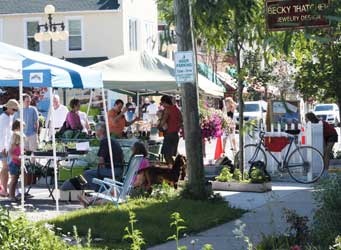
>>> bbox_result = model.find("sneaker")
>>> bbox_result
[77,194,90,208]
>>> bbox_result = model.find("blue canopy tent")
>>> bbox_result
[0,42,111,211]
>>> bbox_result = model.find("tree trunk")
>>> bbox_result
[234,11,244,175]
[174,0,206,198]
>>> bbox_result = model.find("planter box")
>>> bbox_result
[204,165,223,180]
[59,190,84,201]
[329,159,341,167]
[211,181,272,193]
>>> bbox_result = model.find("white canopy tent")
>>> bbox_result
[0,42,115,211]
[89,51,225,97]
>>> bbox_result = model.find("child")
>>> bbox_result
[130,142,150,189]
[8,132,21,201]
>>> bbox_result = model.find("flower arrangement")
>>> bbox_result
[200,107,233,141]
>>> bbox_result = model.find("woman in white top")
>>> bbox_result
[0,99,19,197]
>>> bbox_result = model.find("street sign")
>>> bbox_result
[174,51,194,83]
[266,0,330,31]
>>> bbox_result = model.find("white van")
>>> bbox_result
[234,101,267,128]
[313,103,340,126]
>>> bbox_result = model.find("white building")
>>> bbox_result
[0,0,158,65]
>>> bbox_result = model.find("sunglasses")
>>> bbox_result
[12,108,18,112]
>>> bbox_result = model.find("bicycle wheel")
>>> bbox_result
[234,144,267,171]
[287,146,324,184]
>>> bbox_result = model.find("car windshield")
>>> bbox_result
[314,105,333,111]
[244,104,260,112]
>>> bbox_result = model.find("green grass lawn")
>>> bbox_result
[47,197,244,249]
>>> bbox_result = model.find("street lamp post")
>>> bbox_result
[34,4,69,56]
[34,4,69,104]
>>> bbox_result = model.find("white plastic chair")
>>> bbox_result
[90,154,143,206]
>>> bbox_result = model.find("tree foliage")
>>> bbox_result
[294,1,341,105]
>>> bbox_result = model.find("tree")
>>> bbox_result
[174,0,208,199]
[294,1,341,117]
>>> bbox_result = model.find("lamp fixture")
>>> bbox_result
[34,4,69,55]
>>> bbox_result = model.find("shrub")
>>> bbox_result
[0,206,76,250]
[215,167,233,182]
[312,175,341,248]
[249,167,268,183]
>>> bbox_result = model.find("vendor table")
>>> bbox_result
[27,153,86,201]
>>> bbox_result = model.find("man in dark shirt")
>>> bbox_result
[83,122,124,190]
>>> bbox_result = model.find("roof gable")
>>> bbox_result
[0,0,120,14]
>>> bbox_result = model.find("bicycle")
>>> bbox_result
[234,129,325,184]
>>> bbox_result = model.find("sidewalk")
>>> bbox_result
[148,183,315,250]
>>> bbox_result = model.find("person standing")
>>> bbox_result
[146,99,159,126]
[108,99,138,137]
[0,99,19,196]
[8,132,21,201]
[126,96,136,122]
[141,97,150,121]
[83,123,124,191]
[52,94,69,130]
[305,112,338,171]
[14,94,39,152]
[223,97,237,152]
[159,95,182,167]
[65,99,83,130]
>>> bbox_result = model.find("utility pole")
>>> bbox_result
[174,0,206,198]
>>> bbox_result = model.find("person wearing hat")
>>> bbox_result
[14,94,39,152]
[0,99,19,197]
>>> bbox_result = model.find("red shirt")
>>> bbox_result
[322,121,338,142]
[165,105,182,133]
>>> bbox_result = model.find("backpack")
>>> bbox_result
[248,161,271,183]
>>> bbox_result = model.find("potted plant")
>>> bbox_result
[211,166,272,192]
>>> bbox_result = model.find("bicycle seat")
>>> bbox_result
[285,129,301,135]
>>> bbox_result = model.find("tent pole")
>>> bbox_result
[87,89,93,116]
[50,88,59,211]
[44,99,52,142]
[136,92,140,117]
[101,88,116,183]
[19,81,25,210]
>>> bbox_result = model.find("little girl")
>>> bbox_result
[131,142,150,189]
[8,132,21,201]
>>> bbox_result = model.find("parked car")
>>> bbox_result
[234,101,267,128]
[313,103,340,126]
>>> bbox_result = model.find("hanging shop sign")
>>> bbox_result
[266,0,330,31]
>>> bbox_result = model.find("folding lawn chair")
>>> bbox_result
[90,154,144,206]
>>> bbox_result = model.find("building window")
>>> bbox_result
[144,22,154,52]
[26,21,40,51]
[68,19,82,51]
[129,19,138,51]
